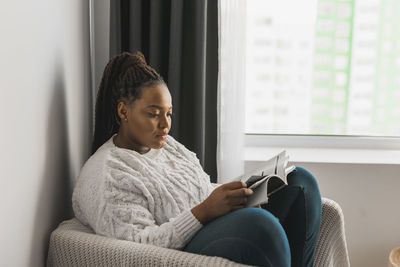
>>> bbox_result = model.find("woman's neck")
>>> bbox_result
[113,132,151,154]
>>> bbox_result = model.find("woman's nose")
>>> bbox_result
[159,114,170,129]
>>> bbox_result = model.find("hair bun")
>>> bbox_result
[132,51,147,66]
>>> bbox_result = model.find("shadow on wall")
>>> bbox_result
[27,0,93,265]
[28,60,73,266]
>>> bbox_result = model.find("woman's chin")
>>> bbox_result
[151,140,165,149]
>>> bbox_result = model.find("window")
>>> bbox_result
[244,0,400,137]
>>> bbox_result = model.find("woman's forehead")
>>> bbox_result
[145,104,173,110]
[137,84,172,108]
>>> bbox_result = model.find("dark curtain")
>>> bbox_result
[110,0,218,182]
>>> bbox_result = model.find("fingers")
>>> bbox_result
[214,181,254,214]
[229,187,253,197]
[222,181,247,190]
[225,186,253,207]
[229,195,248,206]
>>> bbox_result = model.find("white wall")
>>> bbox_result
[0,1,92,266]
[246,161,400,267]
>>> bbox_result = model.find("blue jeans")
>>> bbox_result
[184,166,322,267]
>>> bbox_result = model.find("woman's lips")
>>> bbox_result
[156,134,167,140]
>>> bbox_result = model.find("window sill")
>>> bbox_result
[245,146,400,164]
[245,134,400,164]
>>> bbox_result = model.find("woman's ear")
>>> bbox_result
[117,101,129,122]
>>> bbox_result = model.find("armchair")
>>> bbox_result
[47,198,350,267]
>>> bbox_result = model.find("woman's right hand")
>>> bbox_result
[191,181,253,224]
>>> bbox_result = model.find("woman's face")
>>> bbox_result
[118,83,172,152]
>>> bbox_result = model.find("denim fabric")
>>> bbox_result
[183,166,322,267]
[262,166,322,267]
[184,207,291,266]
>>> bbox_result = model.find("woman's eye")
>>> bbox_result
[148,112,173,118]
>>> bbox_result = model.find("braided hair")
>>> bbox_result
[91,51,165,154]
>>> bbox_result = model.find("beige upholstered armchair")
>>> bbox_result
[47,198,350,267]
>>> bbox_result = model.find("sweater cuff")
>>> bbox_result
[172,210,203,245]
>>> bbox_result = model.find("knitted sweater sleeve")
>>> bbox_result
[95,165,203,250]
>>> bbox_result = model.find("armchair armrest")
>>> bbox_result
[47,218,249,267]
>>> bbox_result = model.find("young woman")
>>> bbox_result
[72,51,322,267]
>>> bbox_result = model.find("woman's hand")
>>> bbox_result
[191,181,253,224]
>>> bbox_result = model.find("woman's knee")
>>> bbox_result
[289,166,320,197]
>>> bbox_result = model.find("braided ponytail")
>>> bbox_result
[91,51,164,154]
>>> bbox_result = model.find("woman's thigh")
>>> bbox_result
[184,208,290,267]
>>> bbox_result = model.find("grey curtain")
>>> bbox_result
[110,0,219,181]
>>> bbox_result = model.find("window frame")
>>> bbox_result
[245,134,400,164]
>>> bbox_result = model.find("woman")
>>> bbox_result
[72,51,322,267]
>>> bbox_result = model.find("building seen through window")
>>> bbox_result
[244,0,400,136]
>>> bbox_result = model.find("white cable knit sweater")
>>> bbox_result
[72,134,218,250]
